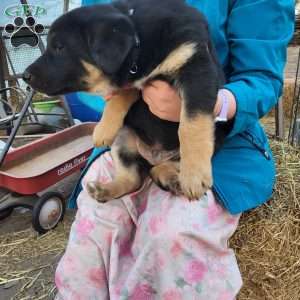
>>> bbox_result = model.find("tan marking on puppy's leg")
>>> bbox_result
[150,161,181,195]
[178,110,214,200]
[87,128,142,202]
[93,89,139,147]
[81,60,116,97]
[134,43,197,88]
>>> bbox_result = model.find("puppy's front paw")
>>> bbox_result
[151,171,182,196]
[87,181,109,203]
[93,122,116,147]
[179,162,212,201]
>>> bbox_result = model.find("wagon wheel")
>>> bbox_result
[0,189,14,220]
[0,207,14,220]
[32,192,66,234]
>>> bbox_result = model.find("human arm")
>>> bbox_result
[142,81,237,122]
[142,0,294,136]
[223,0,294,137]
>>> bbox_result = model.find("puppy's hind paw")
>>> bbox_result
[86,181,109,203]
[150,163,182,196]
[159,174,182,196]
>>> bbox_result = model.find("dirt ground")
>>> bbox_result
[0,170,80,300]
[0,47,299,300]
[0,210,74,300]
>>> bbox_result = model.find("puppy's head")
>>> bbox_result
[23,5,136,96]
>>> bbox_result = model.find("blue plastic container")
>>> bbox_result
[65,92,105,122]
[82,0,110,5]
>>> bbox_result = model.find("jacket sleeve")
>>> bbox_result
[224,0,294,138]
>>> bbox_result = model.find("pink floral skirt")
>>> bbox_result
[55,152,242,300]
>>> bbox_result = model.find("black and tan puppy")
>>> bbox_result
[24,0,231,201]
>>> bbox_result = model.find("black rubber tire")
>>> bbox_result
[32,192,65,234]
[0,207,13,221]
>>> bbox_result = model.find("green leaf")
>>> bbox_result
[175,278,188,288]
[200,200,209,208]
[226,279,234,291]
[195,283,202,294]
[183,250,193,258]
[120,288,129,300]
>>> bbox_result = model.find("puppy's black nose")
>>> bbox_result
[23,70,32,82]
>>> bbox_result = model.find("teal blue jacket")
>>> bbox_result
[80,0,294,214]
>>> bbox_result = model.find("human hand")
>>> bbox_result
[142,80,236,121]
[142,81,181,122]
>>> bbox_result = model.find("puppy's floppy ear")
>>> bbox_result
[87,14,135,75]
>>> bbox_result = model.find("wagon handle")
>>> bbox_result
[0,87,35,168]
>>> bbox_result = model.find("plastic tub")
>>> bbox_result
[64,92,105,122]
[33,100,60,112]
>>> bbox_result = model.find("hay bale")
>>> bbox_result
[268,79,295,119]
[232,140,300,300]
[290,13,300,46]
[282,79,297,119]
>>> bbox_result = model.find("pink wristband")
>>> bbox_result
[215,90,229,122]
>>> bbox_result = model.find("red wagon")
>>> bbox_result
[0,122,96,233]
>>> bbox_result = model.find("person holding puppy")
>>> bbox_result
[55,1,294,299]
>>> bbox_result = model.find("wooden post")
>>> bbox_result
[0,31,23,110]
[0,32,7,98]
[0,33,8,119]
[275,98,285,140]
[63,0,70,13]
